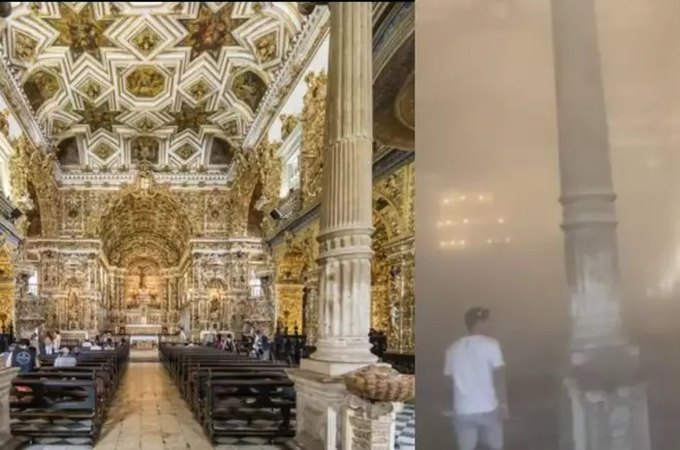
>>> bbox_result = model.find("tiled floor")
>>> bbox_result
[24,362,284,450]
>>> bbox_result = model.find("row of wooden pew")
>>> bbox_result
[160,343,296,444]
[9,345,130,445]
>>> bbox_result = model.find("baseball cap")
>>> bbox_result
[464,307,490,329]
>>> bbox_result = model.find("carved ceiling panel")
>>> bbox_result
[3,2,303,178]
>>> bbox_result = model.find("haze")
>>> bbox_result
[416,0,680,448]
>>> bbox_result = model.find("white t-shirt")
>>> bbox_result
[444,335,504,416]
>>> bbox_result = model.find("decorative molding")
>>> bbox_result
[267,148,414,247]
[0,45,49,151]
[57,170,233,189]
[244,6,330,150]
[373,149,414,181]
[373,2,415,80]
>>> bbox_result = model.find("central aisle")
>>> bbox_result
[95,362,283,450]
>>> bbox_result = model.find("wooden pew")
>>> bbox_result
[10,344,130,445]
[159,343,297,444]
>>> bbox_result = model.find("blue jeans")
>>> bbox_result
[453,410,503,450]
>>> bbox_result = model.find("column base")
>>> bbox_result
[310,337,377,376]
[343,394,398,450]
[0,436,21,449]
[286,368,347,450]
[561,345,651,450]
[301,358,375,377]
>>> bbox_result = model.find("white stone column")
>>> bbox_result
[288,3,380,450]
[302,0,377,376]
[0,367,18,447]
[551,0,651,449]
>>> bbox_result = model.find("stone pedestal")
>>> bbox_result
[286,368,347,450]
[561,378,650,450]
[342,394,398,450]
[0,367,18,447]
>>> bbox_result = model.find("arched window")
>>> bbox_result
[28,272,38,298]
[249,272,263,299]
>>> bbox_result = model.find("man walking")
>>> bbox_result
[444,307,508,450]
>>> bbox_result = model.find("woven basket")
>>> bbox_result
[344,364,415,403]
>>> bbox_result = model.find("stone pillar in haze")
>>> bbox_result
[550,0,651,448]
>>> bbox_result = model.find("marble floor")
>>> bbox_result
[24,362,284,450]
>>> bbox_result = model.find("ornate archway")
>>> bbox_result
[98,164,192,331]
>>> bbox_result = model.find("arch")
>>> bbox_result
[372,191,404,240]
[99,168,192,267]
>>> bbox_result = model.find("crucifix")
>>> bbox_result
[138,265,147,289]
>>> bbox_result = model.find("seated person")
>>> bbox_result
[81,339,93,349]
[9,339,40,373]
[89,341,102,350]
[103,338,114,350]
[54,347,77,368]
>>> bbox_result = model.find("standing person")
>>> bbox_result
[43,332,53,355]
[29,332,40,356]
[444,307,508,450]
[2,343,15,367]
[179,326,187,344]
[53,331,61,352]
[224,334,235,352]
[251,329,262,358]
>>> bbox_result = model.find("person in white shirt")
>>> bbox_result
[53,331,61,353]
[179,326,187,344]
[54,347,77,368]
[444,307,508,450]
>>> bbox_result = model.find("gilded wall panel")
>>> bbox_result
[299,71,326,209]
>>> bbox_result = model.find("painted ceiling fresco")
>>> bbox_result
[2,2,303,172]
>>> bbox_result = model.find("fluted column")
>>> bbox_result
[551,0,651,448]
[307,1,376,371]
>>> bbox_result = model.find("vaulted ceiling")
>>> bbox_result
[2,2,303,173]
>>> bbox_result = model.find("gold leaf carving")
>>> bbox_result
[300,71,326,208]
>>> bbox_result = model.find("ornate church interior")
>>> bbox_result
[0,2,415,450]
